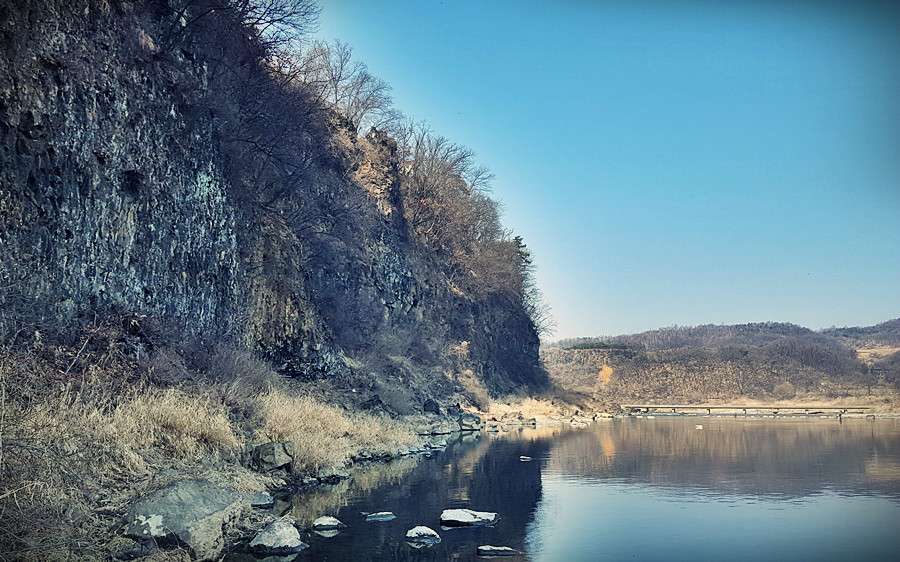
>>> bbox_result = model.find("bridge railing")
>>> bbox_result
[620,404,872,415]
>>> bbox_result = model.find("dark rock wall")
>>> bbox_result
[0,0,243,342]
[0,0,544,395]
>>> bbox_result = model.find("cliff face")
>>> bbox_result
[1,1,241,339]
[0,0,544,400]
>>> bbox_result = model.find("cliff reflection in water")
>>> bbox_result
[273,429,556,561]
[547,417,900,498]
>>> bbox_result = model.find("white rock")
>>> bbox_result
[312,515,346,530]
[477,545,518,556]
[365,511,396,522]
[440,508,499,527]
[249,518,308,554]
[405,525,441,548]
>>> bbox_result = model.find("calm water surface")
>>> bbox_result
[232,417,900,561]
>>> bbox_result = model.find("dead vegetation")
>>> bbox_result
[255,390,418,473]
[543,328,900,411]
[487,390,608,423]
[0,328,418,560]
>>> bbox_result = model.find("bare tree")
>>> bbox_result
[298,39,395,132]
[163,0,320,53]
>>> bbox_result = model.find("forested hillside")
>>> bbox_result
[544,320,900,406]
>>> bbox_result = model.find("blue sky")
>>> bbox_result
[313,0,900,340]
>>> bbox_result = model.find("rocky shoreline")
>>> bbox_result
[109,407,499,561]
[200,407,900,560]
[10,386,895,561]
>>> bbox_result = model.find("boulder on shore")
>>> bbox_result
[405,526,441,548]
[249,518,308,554]
[440,508,499,527]
[123,479,244,561]
[458,413,483,431]
[249,441,294,473]
[424,398,441,415]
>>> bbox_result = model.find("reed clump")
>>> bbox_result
[255,390,418,473]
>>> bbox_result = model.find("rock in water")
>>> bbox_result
[440,508,499,527]
[477,545,519,556]
[405,526,441,548]
[365,511,396,522]
[312,515,347,530]
[249,518,308,554]
[123,479,244,561]
[458,413,483,431]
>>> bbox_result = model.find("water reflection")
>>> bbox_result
[229,418,900,561]
[532,418,900,562]
[548,417,900,498]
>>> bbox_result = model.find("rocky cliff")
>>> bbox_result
[0,0,545,404]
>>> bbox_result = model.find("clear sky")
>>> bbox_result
[312,0,900,340]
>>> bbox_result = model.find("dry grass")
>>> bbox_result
[489,395,579,421]
[0,342,422,559]
[9,380,241,477]
[0,355,236,557]
[856,346,900,364]
[454,368,491,411]
[254,389,417,472]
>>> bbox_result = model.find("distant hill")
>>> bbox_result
[821,319,900,347]
[543,319,900,407]
[547,320,900,352]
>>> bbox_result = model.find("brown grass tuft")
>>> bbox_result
[254,389,417,473]
[0,337,425,558]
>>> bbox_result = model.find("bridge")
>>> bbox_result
[621,404,872,416]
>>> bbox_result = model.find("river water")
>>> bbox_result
[234,417,900,561]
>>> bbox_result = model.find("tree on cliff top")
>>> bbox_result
[162,0,320,52]
[297,39,397,133]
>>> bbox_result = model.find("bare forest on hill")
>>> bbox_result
[544,320,900,407]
